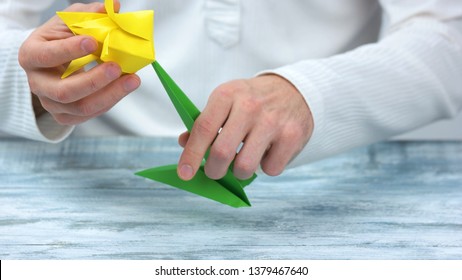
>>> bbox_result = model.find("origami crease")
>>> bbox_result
[136,62,257,208]
[58,0,256,207]
[57,0,155,78]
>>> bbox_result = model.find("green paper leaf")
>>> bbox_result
[136,61,257,208]
[136,165,251,208]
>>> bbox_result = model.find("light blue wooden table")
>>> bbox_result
[0,137,461,259]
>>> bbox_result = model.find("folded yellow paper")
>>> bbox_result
[57,0,155,78]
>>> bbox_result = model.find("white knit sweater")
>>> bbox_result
[1,0,461,166]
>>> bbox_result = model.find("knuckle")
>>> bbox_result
[212,80,248,101]
[18,44,30,69]
[67,2,103,12]
[193,117,217,137]
[204,164,227,180]
[34,44,57,67]
[87,76,100,93]
[282,123,304,142]
[27,77,40,95]
[210,144,234,162]
[39,98,53,112]
[108,84,129,105]
[30,40,73,69]
[182,147,204,165]
[59,42,74,61]
[239,97,261,115]
[234,158,256,177]
[261,114,279,129]
[280,124,308,153]
[95,107,110,116]
[261,162,284,177]
[53,115,66,125]
[54,114,75,126]
[53,85,72,103]
[74,100,95,116]
[67,3,85,11]
[212,84,234,100]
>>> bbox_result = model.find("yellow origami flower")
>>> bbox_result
[57,0,155,78]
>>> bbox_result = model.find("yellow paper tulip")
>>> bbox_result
[57,0,155,78]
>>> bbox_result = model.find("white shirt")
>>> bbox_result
[0,0,461,166]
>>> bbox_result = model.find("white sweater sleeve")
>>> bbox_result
[0,0,74,142]
[269,1,462,166]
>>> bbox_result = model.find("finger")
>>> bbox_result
[65,0,120,14]
[232,128,274,180]
[22,35,98,69]
[64,2,106,13]
[177,93,233,181]
[65,0,120,13]
[33,62,122,103]
[178,131,190,148]
[110,0,121,13]
[50,101,117,125]
[69,74,140,117]
[204,107,253,180]
[51,112,102,126]
[40,74,140,119]
[42,2,106,28]
[260,143,293,177]
[21,1,108,70]
[45,2,107,36]
[260,129,304,176]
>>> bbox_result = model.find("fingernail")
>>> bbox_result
[105,63,121,80]
[179,164,194,181]
[81,38,97,54]
[123,76,140,92]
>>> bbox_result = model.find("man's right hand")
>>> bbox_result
[18,1,140,125]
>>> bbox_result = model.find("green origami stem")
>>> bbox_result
[152,61,199,132]
[135,61,257,208]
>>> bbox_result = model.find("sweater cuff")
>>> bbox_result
[0,29,74,143]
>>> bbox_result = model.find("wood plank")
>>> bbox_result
[0,137,461,259]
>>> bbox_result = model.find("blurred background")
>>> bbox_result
[44,1,461,140]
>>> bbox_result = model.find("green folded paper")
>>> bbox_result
[136,61,257,208]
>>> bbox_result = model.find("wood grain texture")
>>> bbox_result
[0,137,461,259]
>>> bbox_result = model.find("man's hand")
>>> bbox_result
[178,74,313,180]
[18,1,140,124]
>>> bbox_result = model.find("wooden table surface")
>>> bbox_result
[0,137,461,259]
